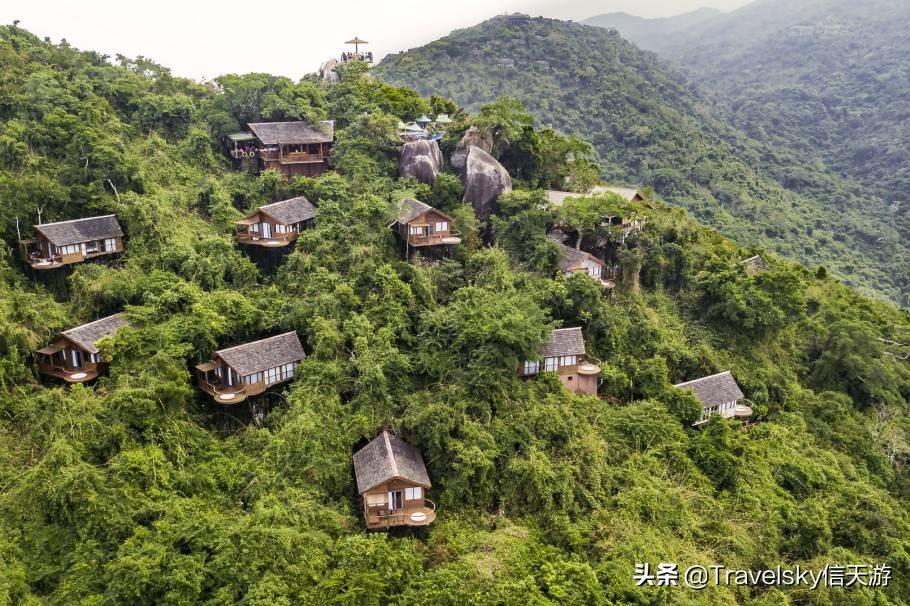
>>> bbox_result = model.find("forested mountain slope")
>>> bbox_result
[661,0,910,250]
[1,24,910,604]
[581,8,722,51]
[374,16,910,306]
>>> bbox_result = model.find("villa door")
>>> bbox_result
[71,349,82,368]
[388,490,403,511]
[261,222,272,238]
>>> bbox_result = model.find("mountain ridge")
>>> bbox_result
[374,16,909,305]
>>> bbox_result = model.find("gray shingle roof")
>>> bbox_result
[396,198,434,224]
[35,215,123,247]
[257,196,316,225]
[552,239,604,273]
[353,431,431,494]
[590,186,644,201]
[247,120,334,145]
[674,371,744,407]
[62,313,130,354]
[539,327,586,358]
[216,332,306,377]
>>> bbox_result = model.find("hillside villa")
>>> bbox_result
[353,430,436,530]
[19,215,123,270]
[196,332,306,404]
[235,196,316,248]
[674,371,753,426]
[36,313,130,383]
[520,327,601,395]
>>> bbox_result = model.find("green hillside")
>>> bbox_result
[1,24,910,605]
[373,16,909,306]
[652,0,910,271]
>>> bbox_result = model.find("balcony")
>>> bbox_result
[365,498,436,529]
[235,230,298,248]
[38,360,100,383]
[198,378,250,404]
[406,231,462,247]
[258,149,326,164]
[27,254,66,270]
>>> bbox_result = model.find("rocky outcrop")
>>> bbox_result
[450,126,494,171]
[399,139,443,184]
[463,147,512,220]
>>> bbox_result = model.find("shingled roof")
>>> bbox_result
[539,327,587,359]
[353,431,431,494]
[35,215,122,247]
[590,186,644,202]
[674,371,745,407]
[247,120,334,145]
[61,313,130,354]
[552,239,604,273]
[256,196,316,225]
[395,198,435,224]
[545,186,645,207]
[215,332,306,377]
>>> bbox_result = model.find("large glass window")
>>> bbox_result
[404,487,423,501]
[559,355,577,368]
[435,221,448,233]
[544,357,558,372]
[524,360,540,374]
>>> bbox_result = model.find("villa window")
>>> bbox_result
[544,357,558,372]
[524,360,540,374]
[405,487,422,501]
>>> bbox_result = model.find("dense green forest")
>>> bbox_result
[373,16,910,307]
[640,0,910,291]
[2,23,910,605]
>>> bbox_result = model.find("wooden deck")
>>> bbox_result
[365,500,436,529]
[235,232,298,248]
[406,232,462,247]
[259,149,327,164]
[198,378,276,405]
[38,361,100,383]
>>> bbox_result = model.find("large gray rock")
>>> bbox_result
[463,147,512,220]
[399,139,443,185]
[450,126,494,171]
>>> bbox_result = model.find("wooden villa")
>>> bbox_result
[674,371,753,426]
[36,313,129,383]
[546,186,649,242]
[195,331,306,404]
[520,327,601,395]
[235,196,316,248]
[19,215,123,270]
[392,199,461,254]
[353,431,436,530]
[551,236,615,290]
[248,121,334,177]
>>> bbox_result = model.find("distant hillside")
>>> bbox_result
[581,8,722,51]
[657,0,910,256]
[374,16,909,305]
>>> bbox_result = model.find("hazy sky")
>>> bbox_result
[1,0,753,80]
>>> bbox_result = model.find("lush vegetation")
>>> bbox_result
[641,0,910,308]
[374,16,910,306]
[1,23,910,605]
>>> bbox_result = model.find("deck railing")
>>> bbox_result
[406,230,462,246]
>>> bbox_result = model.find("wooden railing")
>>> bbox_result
[406,230,461,246]
[235,231,298,246]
